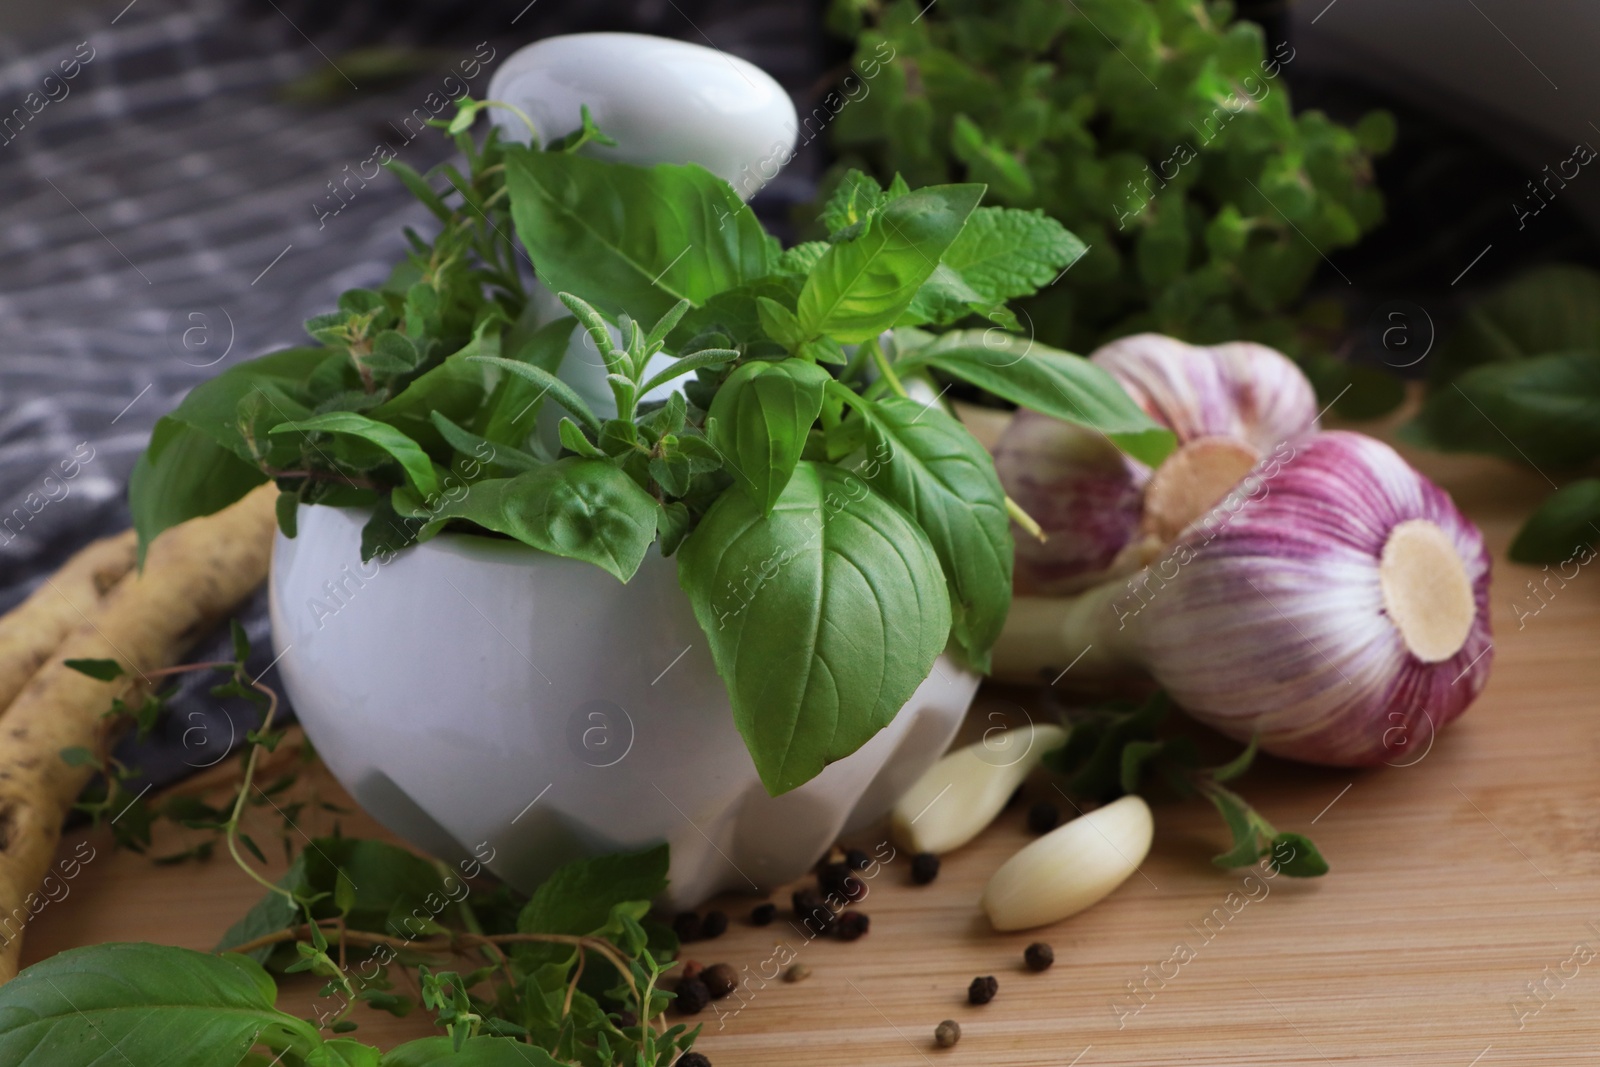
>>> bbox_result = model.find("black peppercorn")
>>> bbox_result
[1024,942,1055,972]
[678,1053,712,1067]
[750,902,776,926]
[793,888,836,933]
[676,976,711,1014]
[845,847,872,871]
[700,910,729,939]
[1027,800,1060,834]
[835,910,870,941]
[967,975,998,1005]
[673,911,703,943]
[701,963,738,999]
[911,852,940,885]
[818,861,867,903]
[934,1019,961,1048]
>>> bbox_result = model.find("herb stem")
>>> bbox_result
[867,336,909,398]
[1006,495,1048,543]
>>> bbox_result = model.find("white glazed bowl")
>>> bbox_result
[269,505,979,908]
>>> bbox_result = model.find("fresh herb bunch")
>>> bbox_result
[38,642,693,1066]
[1045,692,1327,876]
[1405,264,1600,565]
[823,0,1395,364]
[131,97,1172,796]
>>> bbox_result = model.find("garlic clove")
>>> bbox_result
[982,794,1154,932]
[891,723,1067,855]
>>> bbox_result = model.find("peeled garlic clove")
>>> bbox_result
[983,794,1154,931]
[891,724,1067,855]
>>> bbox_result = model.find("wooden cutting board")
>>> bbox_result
[21,437,1600,1066]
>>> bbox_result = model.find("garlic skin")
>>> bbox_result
[891,723,1067,855]
[1093,334,1321,457]
[982,795,1154,931]
[995,335,1320,595]
[1127,431,1492,766]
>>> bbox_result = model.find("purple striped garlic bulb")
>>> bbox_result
[995,334,1321,595]
[992,431,1494,767]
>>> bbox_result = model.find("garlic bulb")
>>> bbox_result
[995,334,1321,594]
[982,795,1154,931]
[991,431,1494,767]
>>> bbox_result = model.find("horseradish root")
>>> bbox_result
[891,723,1067,855]
[0,484,276,982]
[0,531,135,713]
[982,794,1154,931]
[992,432,1492,766]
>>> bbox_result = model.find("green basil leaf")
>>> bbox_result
[129,418,269,562]
[708,359,833,515]
[894,328,1176,467]
[429,411,542,474]
[310,1039,382,1067]
[1509,479,1600,564]
[677,462,952,794]
[505,146,774,323]
[269,413,439,498]
[0,943,321,1065]
[842,394,1011,669]
[1407,350,1600,468]
[381,1037,565,1067]
[157,347,327,463]
[417,459,659,582]
[797,184,985,343]
[517,844,668,938]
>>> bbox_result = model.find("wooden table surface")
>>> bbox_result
[21,435,1600,1066]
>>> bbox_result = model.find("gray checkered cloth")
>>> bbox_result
[0,0,823,789]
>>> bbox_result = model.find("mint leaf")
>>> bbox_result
[908,206,1084,325]
[708,359,833,514]
[63,658,124,682]
[0,943,321,1066]
[414,459,659,582]
[841,394,1011,669]
[819,168,894,235]
[505,147,774,324]
[797,184,984,343]
[269,413,439,498]
[678,462,952,794]
[894,328,1176,467]
[1510,478,1600,564]
[517,844,668,938]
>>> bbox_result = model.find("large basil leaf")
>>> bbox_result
[505,146,774,324]
[677,462,952,794]
[129,419,268,561]
[158,346,327,461]
[414,458,658,581]
[846,394,1011,671]
[893,328,1176,467]
[270,412,440,498]
[1509,478,1600,563]
[1432,264,1600,383]
[797,184,984,343]
[1407,350,1600,468]
[708,359,833,514]
[0,943,320,1066]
